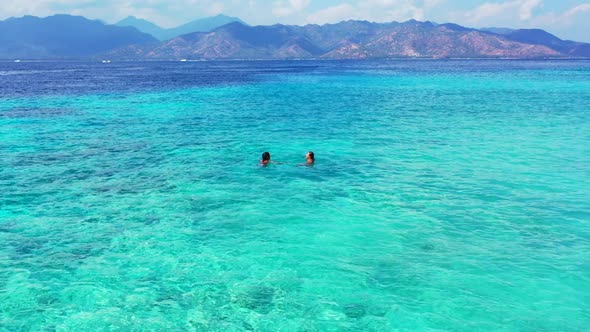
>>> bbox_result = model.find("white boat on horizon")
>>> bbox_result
[101,60,111,63]
[14,60,21,63]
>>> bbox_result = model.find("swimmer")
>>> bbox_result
[260,152,271,166]
[306,151,315,165]
[260,152,287,166]
[298,151,315,166]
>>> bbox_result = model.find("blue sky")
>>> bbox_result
[2,1,590,41]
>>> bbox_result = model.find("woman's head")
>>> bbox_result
[306,151,315,161]
[261,152,271,162]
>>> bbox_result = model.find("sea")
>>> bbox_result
[0,60,589,331]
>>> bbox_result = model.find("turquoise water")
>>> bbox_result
[1,60,589,331]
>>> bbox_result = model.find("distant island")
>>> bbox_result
[1,14,589,60]
[115,14,246,41]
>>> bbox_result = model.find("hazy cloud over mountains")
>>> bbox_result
[1,0,589,42]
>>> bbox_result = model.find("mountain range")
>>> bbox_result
[115,14,245,41]
[0,15,156,59]
[110,20,590,60]
[1,14,589,60]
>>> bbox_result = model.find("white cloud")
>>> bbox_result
[307,4,356,24]
[561,3,590,20]
[0,0,89,18]
[0,0,238,27]
[272,0,311,17]
[448,1,590,42]
[207,1,225,15]
[523,2,590,31]
[306,0,437,24]
[463,0,543,24]
[424,0,444,8]
[459,1,590,30]
[519,0,542,20]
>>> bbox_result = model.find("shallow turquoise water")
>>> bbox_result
[1,61,589,331]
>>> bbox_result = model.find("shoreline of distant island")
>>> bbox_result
[5,57,590,62]
[8,57,590,62]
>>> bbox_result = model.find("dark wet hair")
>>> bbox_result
[308,151,315,160]
[262,152,271,161]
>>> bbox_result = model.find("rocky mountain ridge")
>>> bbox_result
[110,20,587,60]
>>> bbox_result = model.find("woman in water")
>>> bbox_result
[306,151,315,165]
[260,152,271,166]
[297,151,315,166]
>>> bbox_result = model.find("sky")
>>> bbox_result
[1,0,590,42]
